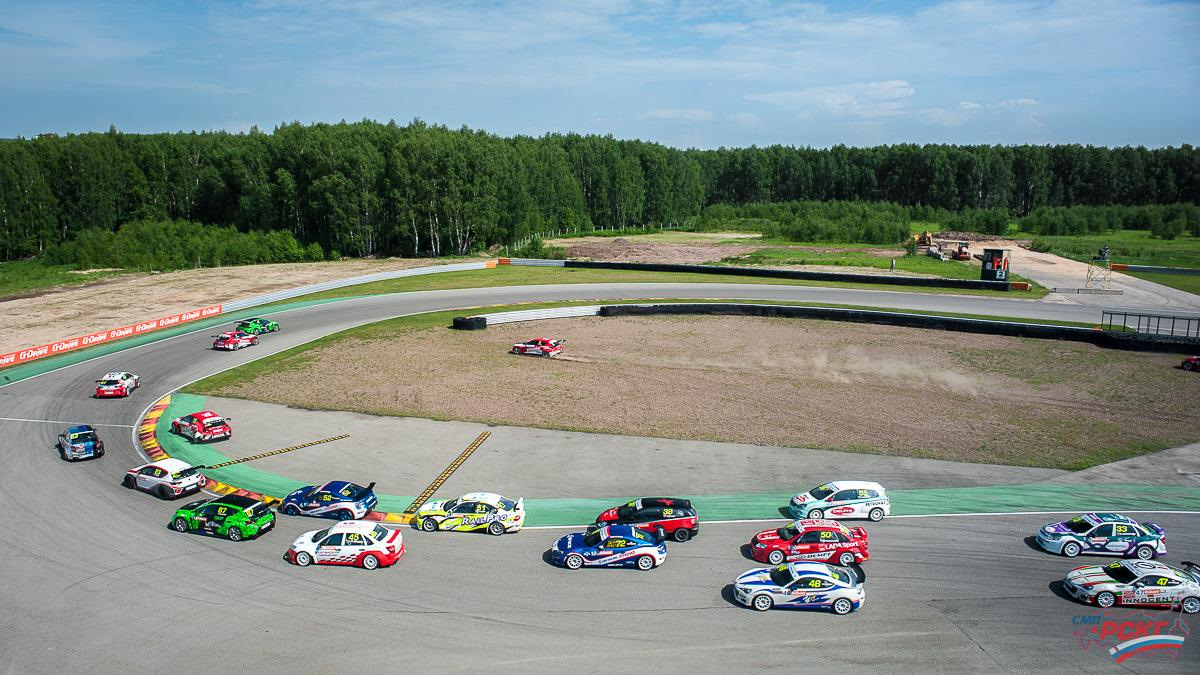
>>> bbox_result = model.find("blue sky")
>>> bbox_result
[1,1,1197,148]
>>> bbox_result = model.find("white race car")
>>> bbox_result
[95,371,140,398]
[415,492,525,535]
[1063,560,1200,613]
[788,481,890,521]
[122,458,206,499]
[733,562,865,614]
[286,521,405,570]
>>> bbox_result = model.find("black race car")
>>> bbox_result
[589,497,699,542]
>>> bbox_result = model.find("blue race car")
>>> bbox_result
[57,424,104,461]
[279,480,378,520]
[732,562,865,614]
[551,524,667,570]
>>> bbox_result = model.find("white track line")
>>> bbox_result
[0,416,134,428]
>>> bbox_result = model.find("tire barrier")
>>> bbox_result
[1,304,223,370]
[598,303,1199,353]
[563,260,1013,291]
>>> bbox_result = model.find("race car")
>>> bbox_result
[1036,512,1166,560]
[551,525,667,570]
[749,519,869,566]
[236,317,280,335]
[170,494,275,541]
[733,562,865,614]
[286,521,404,570]
[415,492,525,535]
[170,410,231,444]
[280,480,378,520]
[57,424,104,461]
[1183,356,1199,371]
[123,458,205,499]
[212,330,259,350]
[1063,560,1200,614]
[94,371,140,398]
[590,497,698,542]
[788,481,890,522]
[511,338,565,357]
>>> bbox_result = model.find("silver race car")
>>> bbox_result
[1063,560,1200,614]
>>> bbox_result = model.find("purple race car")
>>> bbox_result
[1036,512,1166,560]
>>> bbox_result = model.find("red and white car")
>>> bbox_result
[170,410,232,443]
[95,371,140,398]
[123,457,206,499]
[749,519,870,566]
[511,338,565,357]
[213,331,259,350]
[1183,356,1199,371]
[286,521,405,570]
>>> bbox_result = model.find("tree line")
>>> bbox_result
[1,120,1196,263]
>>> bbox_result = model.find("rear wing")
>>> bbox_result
[551,339,566,346]
[515,497,525,512]
[849,526,868,540]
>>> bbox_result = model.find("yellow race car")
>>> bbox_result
[415,492,525,535]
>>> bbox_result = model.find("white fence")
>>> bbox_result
[478,305,603,325]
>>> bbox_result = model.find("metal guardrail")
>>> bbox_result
[223,261,489,312]
[1102,311,1200,338]
[504,258,566,267]
[479,305,603,325]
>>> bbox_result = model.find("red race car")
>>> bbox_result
[749,519,869,566]
[1183,356,1199,371]
[213,330,259,350]
[170,410,232,444]
[590,497,699,542]
[511,338,565,357]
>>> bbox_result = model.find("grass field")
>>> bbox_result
[0,261,129,298]
[1017,229,1200,268]
[1122,270,1200,295]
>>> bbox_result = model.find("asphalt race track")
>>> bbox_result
[1,283,1196,673]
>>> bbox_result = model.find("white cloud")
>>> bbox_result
[747,80,915,118]
[726,112,764,127]
[923,97,1042,128]
[640,108,714,121]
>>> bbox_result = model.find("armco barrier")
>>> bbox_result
[0,304,222,369]
[562,260,1012,291]
[1110,263,1200,276]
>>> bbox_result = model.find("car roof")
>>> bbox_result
[600,524,647,540]
[786,562,842,578]
[1087,512,1136,524]
[794,518,851,532]
[152,458,193,472]
[458,492,507,505]
[100,371,128,379]
[822,481,885,491]
[328,521,385,534]
[209,494,262,509]
[66,424,95,433]
[315,480,366,495]
[632,497,692,510]
[192,411,221,420]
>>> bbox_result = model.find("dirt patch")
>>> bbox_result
[203,316,1200,469]
[561,238,759,264]
[0,258,453,354]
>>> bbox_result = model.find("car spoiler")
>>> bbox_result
[365,481,376,493]
[1142,521,1165,536]
[516,497,525,511]
[840,563,866,586]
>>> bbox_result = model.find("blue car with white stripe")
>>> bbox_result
[279,480,377,520]
[551,525,667,571]
[732,562,865,614]
[57,424,104,461]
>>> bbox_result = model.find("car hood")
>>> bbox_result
[735,568,777,589]
[791,492,810,504]
[284,486,315,503]
[753,529,783,544]
[290,531,319,550]
[1041,521,1076,536]
[554,533,583,552]
[1066,566,1123,590]
[596,508,620,523]
[416,500,447,516]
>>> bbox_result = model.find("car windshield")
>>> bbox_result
[203,418,226,428]
[809,484,835,500]
[1103,563,1138,584]
[616,505,637,520]
[778,523,801,539]
[583,530,603,547]
[768,566,794,587]
[170,467,199,479]
[629,529,654,544]
[1064,517,1095,534]
[311,528,329,543]
[70,432,97,443]
[827,567,850,585]
[442,499,459,512]
[372,525,390,541]
[498,498,516,510]
[98,379,120,386]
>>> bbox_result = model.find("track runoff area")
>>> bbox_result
[0,282,1196,673]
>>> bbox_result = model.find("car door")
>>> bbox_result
[631,507,662,535]
[195,504,221,532]
[1126,575,1180,606]
[135,465,165,490]
[827,490,859,518]
[306,491,335,515]
[1108,523,1139,554]
[1086,524,1115,553]
[785,576,835,606]
[342,531,369,562]
[790,530,823,560]
[598,536,629,565]
[314,533,346,563]
[446,501,478,529]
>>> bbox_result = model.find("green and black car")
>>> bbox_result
[170,494,275,541]
[235,317,280,335]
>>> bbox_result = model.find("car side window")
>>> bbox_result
[314,492,333,503]
[344,532,366,546]
[830,490,856,502]
[1139,575,1179,587]
[198,504,218,517]
[866,490,880,498]
[1112,524,1135,537]
[1092,524,1114,537]
[797,531,823,543]
[636,508,661,523]
[603,538,627,549]
[139,467,158,476]
[320,534,344,547]
[793,576,833,590]
[451,501,477,514]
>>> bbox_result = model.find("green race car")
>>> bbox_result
[170,494,275,541]
[235,317,280,334]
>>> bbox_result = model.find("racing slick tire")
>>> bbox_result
[95,449,103,458]
[172,517,189,533]
[1062,542,1081,558]
[420,518,439,532]
[511,347,521,354]
[336,510,354,521]
[122,475,135,489]
[767,550,786,565]
[751,594,774,611]
[868,508,885,522]
[295,551,312,566]
[251,337,259,345]
[673,528,691,543]
[1184,361,1195,371]
[1182,597,1200,614]
[361,554,379,570]
[156,485,172,500]
[564,554,584,570]
[282,504,300,516]
[227,527,243,542]
[636,555,656,571]
[488,522,505,536]
[807,509,824,520]
[832,598,854,615]
[838,552,857,566]
[1096,591,1117,609]
[1134,545,1155,561]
